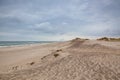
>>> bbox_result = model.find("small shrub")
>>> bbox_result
[12,66,18,70]
[29,62,35,65]
[97,37,109,41]
[54,53,59,57]
[56,49,62,52]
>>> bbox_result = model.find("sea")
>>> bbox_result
[0,41,56,47]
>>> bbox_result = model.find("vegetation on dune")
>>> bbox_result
[97,37,120,41]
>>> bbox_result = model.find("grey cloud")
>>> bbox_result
[0,0,120,41]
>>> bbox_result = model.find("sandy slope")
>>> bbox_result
[0,39,120,80]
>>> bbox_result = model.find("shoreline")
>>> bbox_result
[0,41,56,48]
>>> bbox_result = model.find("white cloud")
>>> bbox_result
[35,22,51,28]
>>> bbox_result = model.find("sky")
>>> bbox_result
[0,0,120,41]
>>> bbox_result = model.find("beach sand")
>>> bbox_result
[0,38,120,80]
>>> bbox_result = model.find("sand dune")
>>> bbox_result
[0,38,120,80]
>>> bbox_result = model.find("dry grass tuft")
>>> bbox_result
[56,49,62,52]
[97,37,120,41]
[29,62,35,65]
[54,53,59,57]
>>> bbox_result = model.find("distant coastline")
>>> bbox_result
[0,41,56,47]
